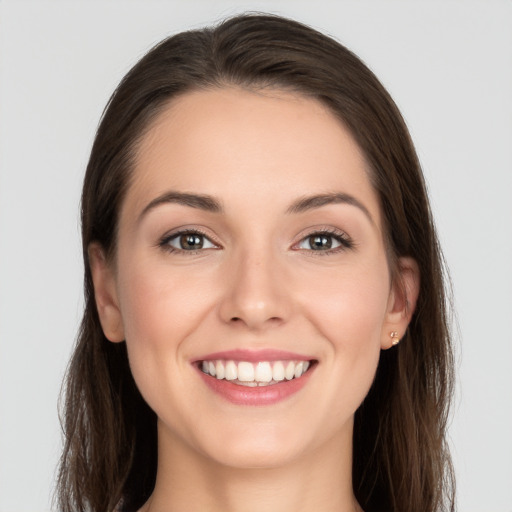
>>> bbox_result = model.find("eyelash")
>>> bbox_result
[293,228,354,255]
[158,227,354,255]
[158,228,219,254]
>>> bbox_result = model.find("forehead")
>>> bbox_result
[124,87,381,224]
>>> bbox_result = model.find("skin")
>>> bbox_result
[90,88,419,512]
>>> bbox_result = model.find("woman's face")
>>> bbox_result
[92,87,415,468]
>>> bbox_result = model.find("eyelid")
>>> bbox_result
[158,226,222,252]
[291,226,354,252]
[156,225,353,254]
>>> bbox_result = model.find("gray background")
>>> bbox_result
[1,1,511,510]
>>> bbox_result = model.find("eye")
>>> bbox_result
[161,231,217,252]
[296,231,352,252]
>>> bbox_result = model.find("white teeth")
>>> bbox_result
[215,360,225,380]
[237,362,255,382]
[200,359,312,385]
[255,362,273,382]
[225,360,237,381]
[239,381,257,387]
[285,361,295,380]
[272,361,285,382]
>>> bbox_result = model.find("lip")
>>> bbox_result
[193,348,313,363]
[194,350,316,406]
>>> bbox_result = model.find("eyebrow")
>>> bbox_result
[138,191,223,221]
[138,190,373,224]
[286,192,374,224]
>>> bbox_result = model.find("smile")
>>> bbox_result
[200,359,311,387]
[195,350,317,405]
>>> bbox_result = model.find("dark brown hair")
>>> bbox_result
[57,13,455,512]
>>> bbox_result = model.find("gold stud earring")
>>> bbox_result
[390,331,400,346]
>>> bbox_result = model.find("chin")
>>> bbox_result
[202,435,306,470]
[189,411,349,471]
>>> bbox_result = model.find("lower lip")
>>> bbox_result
[197,365,315,406]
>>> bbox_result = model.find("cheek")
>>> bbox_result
[118,256,215,337]
[113,260,228,443]
[115,259,219,389]
[302,260,391,348]
[299,258,390,402]
[306,267,388,410]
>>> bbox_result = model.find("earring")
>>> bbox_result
[390,331,400,346]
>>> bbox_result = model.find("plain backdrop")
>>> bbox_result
[1,1,511,511]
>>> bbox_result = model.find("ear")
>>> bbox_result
[88,242,125,343]
[381,256,420,350]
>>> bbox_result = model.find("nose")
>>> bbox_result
[218,250,291,331]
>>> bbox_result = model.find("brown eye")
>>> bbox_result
[165,232,216,251]
[298,233,342,251]
[295,230,353,253]
[308,235,333,250]
[179,234,204,250]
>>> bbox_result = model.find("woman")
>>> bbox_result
[57,13,455,512]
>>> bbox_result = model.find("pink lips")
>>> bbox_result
[194,349,315,406]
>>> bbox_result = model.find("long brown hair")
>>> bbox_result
[57,13,455,512]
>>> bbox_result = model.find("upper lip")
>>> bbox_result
[193,348,314,363]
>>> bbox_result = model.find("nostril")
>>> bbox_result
[229,316,283,327]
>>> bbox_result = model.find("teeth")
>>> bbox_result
[215,360,225,380]
[285,361,295,380]
[200,359,312,385]
[225,360,237,381]
[238,362,255,382]
[273,361,285,382]
[255,362,273,382]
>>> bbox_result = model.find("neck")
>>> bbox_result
[140,420,362,512]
